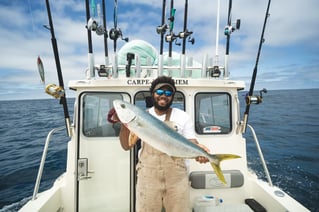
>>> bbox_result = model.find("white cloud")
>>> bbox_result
[0,0,318,100]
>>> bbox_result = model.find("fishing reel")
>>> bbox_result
[224,19,241,36]
[156,24,168,34]
[87,18,106,36]
[165,33,180,45]
[109,28,129,42]
[45,84,65,99]
[178,30,195,45]
[87,18,98,31]
[245,88,268,105]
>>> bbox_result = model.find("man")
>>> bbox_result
[108,76,208,212]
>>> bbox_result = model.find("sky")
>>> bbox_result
[0,0,318,100]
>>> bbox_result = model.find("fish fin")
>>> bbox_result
[210,154,241,184]
[210,162,226,185]
[215,154,241,161]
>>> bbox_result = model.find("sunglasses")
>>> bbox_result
[155,89,173,97]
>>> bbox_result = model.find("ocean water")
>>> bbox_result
[0,89,318,211]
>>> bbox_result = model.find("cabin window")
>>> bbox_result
[134,91,185,110]
[82,92,130,137]
[195,93,232,134]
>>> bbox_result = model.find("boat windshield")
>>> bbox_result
[195,92,232,134]
[80,91,232,136]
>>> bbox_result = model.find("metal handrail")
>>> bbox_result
[247,124,273,187]
[32,126,65,200]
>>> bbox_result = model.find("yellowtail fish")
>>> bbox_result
[113,99,240,184]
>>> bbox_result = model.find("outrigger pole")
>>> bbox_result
[242,0,272,133]
[44,0,71,137]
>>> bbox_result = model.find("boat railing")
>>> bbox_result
[247,124,273,187]
[89,56,225,80]
[32,126,65,200]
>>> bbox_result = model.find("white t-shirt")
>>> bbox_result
[148,107,195,140]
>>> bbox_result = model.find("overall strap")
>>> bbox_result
[165,108,173,121]
[140,107,173,156]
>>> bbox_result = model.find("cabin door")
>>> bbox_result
[77,92,132,211]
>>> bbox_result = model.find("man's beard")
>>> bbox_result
[152,96,173,111]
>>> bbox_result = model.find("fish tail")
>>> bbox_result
[209,154,241,185]
[210,162,226,184]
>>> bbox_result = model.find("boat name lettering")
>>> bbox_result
[127,79,189,86]
[127,79,152,85]
[174,79,189,85]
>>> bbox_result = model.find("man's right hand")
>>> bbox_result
[107,107,120,123]
[129,132,139,147]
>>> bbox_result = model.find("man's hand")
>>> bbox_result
[128,132,139,147]
[196,143,210,163]
[189,139,210,163]
[107,107,120,123]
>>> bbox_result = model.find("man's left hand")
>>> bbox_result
[195,143,210,163]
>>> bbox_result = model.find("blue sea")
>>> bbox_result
[0,89,318,211]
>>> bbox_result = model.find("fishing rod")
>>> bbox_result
[156,0,167,75]
[86,0,110,77]
[44,0,71,137]
[224,0,240,79]
[85,0,95,79]
[101,0,109,68]
[109,0,128,77]
[165,0,178,65]
[180,0,194,55]
[178,0,194,77]
[96,0,111,77]
[242,0,271,133]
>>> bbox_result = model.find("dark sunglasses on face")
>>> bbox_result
[155,89,173,97]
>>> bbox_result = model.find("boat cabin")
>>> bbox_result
[63,77,249,211]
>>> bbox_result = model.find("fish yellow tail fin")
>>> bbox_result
[210,162,226,184]
[210,154,241,184]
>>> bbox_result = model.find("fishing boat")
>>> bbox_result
[20,0,310,211]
